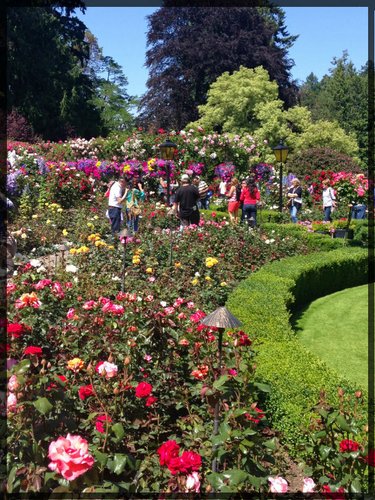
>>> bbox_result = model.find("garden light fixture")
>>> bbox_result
[159,138,177,206]
[201,307,242,474]
[272,141,289,213]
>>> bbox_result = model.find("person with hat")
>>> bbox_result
[192,176,209,209]
[173,174,200,229]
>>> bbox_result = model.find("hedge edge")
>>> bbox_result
[226,247,368,448]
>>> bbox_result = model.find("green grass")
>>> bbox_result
[293,285,369,390]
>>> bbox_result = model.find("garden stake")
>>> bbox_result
[201,307,242,475]
[119,229,128,292]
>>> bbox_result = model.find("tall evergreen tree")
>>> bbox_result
[299,52,368,164]
[7,2,103,139]
[139,6,298,130]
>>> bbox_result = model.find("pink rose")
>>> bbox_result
[34,279,52,290]
[303,477,316,493]
[48,434,94,481]
[268,476,288,493]
[7,392,18,413]
[66,308,76,319]
[83,300,97,310]
[186,471,200,493]
[8,375,20,392]
[96,361,118,379]
[52,282,65,299]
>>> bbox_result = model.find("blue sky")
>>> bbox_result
[77,6,368,98]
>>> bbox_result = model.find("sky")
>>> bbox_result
[76,6,368,98]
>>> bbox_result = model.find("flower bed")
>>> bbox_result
[6,194,318,494]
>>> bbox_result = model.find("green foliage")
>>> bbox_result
[286,147,364,178]
[189,66,359,164]
[193,66,279,133]
[226,247,368,451]
[299,52,368,164]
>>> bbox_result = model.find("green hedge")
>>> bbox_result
[226,247,368,449]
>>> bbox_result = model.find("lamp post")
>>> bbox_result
[200,306,242,474]
[272,141,289,213]
[159,138,177,206]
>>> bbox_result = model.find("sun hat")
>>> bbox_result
[181,174,189,182]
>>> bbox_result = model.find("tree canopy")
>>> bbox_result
[138,6,298,131]
[7,2,135,140]
[298,52,368,164]
[188,66,359,164]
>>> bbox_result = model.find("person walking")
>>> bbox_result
[124,178,146,233]
[287,178,303,223]
[226,177,241,224]
[193,176,210,209]
[321,179,336,222]
[107,175,127,239]
[240,178,260,227]
[173,174,200,229]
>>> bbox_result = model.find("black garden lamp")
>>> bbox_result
[201,306,242,473]
[159,138,177,206]
[272,141,289,213]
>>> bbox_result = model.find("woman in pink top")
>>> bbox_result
[240,178,260,227]
[226,177,240,224]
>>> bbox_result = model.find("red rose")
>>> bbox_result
[78,384,94,400]
[46,375,67,392]
[339,439,359,453]
[135,382,152,398]
[180,450,202,472]
[145,396,158,407]
[167,450,202,475]
[157,440,180,466]
[7,323,24,338]
[23,346,43,356]
[95,414,112,433]
[245,407,265,424]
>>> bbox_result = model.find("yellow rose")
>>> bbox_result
[87,222,94,228]
[32,214,38,219]
[191,278,199,286]
[146,267,153,274]
[67,358,84,372]
[174,262,182,268]
[46,219,51,224]
[69,248,77,255]
[57,208,63,213]
[205,276,212,281]
[62,229,68,236]
[220,281,227,287]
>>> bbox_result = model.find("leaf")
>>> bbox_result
[335,414,353,432]
[113,454,127,474]
[213,375,229,389]
[13,359,30,375]
[222,469,249,486]
[350,478,362,493]
[7,466,17,493]
[206,472,225,491]
[253,382,271,392]
[263,437,277,450]
[111,422,125,441]
[93,449,108,467]
[319,445,332,460]
[33,397,53,415]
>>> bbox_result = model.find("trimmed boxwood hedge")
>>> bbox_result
[226,247,368,450]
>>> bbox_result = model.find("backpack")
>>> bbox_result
[236,185,241,201]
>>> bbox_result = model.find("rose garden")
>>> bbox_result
[3,127,371,496]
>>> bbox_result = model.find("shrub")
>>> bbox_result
[226,247,368,452]
[7,109,37,142]
[286,147,363,178]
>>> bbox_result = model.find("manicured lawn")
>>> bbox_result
[293,285,368,390]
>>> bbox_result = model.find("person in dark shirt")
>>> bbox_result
[173,174,200,228]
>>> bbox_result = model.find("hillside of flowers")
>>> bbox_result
[5,132,370,495]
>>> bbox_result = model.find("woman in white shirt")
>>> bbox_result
[322,179,336,222]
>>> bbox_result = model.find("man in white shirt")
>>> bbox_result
[108,176,127,237]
